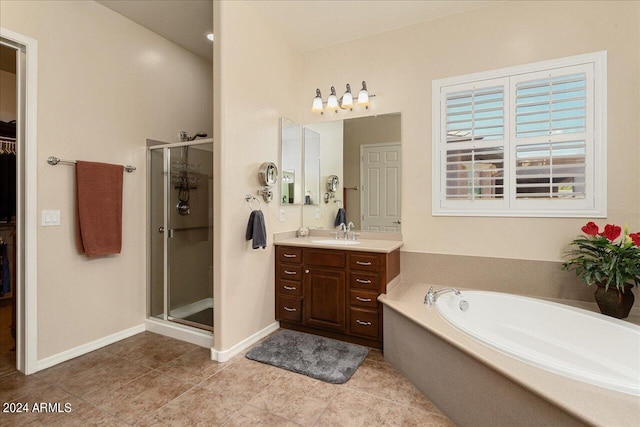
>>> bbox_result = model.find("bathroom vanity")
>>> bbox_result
[274,238,401,349]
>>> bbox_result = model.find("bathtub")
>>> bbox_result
[435,291,640,396]
[380,283,640,427]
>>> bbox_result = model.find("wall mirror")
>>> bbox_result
[302,113,402,232]
[303,127,321,206]
[280,118,302,204]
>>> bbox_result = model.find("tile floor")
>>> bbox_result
[0,331,456,426]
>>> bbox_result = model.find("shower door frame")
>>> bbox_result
[146,139,214,338]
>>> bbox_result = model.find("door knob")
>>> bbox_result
[158,226,164,233]
[393,220,402,224]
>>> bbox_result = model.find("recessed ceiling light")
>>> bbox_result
[207,33,214,42]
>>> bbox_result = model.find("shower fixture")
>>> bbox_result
[179,131,208,142]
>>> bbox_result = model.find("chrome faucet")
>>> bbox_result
[424,286,461,305]
[339,222,355,240]
[346,221,354,239]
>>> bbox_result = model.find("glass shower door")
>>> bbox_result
[148,142,213,332]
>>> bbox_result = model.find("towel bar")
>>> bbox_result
[47,156,136,173]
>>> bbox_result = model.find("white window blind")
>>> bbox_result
[432,51,606,217]
[513,69,589,202]
[442,80,507,203]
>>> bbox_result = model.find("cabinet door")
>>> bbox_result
[304,267,346,332]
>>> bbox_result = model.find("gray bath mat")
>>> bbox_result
[245,329,368,384]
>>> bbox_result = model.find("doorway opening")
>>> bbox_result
[0,43,17,376]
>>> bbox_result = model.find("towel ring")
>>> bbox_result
[245,193,261,211]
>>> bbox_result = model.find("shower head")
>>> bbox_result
[179,131,208,141]
[191,132,208,140]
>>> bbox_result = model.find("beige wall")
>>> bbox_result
[1,0,213,359]
[302,0,640,262]
[0,70,16,122]
[215,1,301,350]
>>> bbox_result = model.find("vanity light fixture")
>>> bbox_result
[326,86,339,112]
[311,89,324,114]
[357,81,370,108]
[340,84,354,110]
[310,81,374,114]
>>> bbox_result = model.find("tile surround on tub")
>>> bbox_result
[400,251,595,303]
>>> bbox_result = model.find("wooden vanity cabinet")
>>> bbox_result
[275,245,400,349]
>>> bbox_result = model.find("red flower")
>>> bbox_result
[630,232,640,247]
[600,224,621,241]
[581,221,599,236]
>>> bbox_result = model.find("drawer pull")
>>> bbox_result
[283,307,297,312]
[283,270,297,275]
[283,254,297,258]
[356,320,372,326]
[283,285,297,291]
[356,261,372,266]
[356,296,372,302]
[356,279,372,284]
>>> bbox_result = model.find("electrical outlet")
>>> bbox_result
[315,208,320,219]
[279,209,285,221]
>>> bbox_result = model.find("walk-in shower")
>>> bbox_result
[148,139,213,334]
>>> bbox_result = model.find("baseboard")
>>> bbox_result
[145,318,214,348]
[36,324,145,372]
[169,297,214,319]
[211,321,279,362]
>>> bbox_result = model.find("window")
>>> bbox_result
[432,51,606,217]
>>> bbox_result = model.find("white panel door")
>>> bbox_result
[361,143,401,231]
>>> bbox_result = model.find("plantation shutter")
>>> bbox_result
[511,64,593,204]
[441,78,508,205]
[433,52,605,217]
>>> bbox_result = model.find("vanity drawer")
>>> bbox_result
[349,289,379,309]
[277,246,302,264]
[278,264,303,281]
[349,308,379,339]
[304,248,346,268]
[277,296,302,323]
[349,272,380,291]
[278,279,303,297]
[349,253,381,273]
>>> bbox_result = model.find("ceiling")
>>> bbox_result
[96,0,213,61]
[96,1,498,60]
[245,0,497,53]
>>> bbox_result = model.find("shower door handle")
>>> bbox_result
[158,227,173,238]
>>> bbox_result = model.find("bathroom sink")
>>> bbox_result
[312,239,361,245]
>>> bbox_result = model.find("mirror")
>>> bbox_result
[302,113,402,232]
[327,175,339,193]
[259,162,278,186]
[303,127,321,206]
[280,118,302,204]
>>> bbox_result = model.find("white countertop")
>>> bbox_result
[379,281,640,427]
[274,236,403,253]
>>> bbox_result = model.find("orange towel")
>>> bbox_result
[75,161,124,257]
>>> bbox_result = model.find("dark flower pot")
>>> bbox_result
[594,283,635,319]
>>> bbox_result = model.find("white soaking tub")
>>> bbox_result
[381,283,640,426]
[435,290,640,396]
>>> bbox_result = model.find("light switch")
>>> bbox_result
[42,210,61,226]
[315,208,320,219]
[279,209,285,221]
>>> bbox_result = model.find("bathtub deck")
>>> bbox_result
[379,281,640,427]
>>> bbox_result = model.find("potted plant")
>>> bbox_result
[562,222,640,319]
